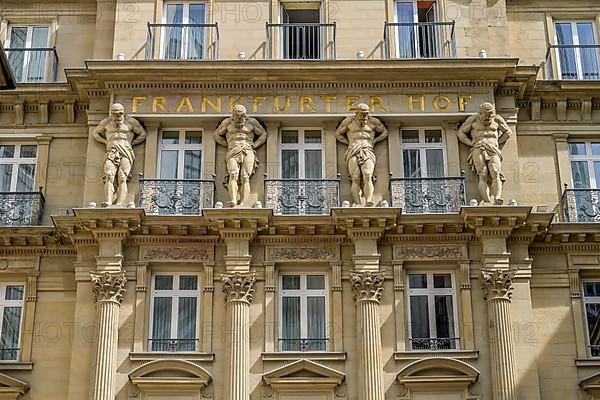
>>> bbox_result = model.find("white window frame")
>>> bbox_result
[582,280,600,357]
[0,144,38,192]
[554,20,599,80]
[161,2,207,59]
[394,0,439,58]
[399,128,447,178]
[0,283,25,361]
[279,128,325,179]
[406,271,459,350]
[157,129,203,180]
[278,272,329,352]
[148,273,201,352]
[569,141,600,188]
[6,25,50,83]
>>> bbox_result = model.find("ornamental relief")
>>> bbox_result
[267,245,338,262]
[141,246,213,261]
[393,244,465,261]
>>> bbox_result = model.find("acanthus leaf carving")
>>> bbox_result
[222,272,256,303]
[394,244,464,260]
[350,271,384,303]
[269,246,337,261]
[480,269,516,301]
[142,246,211,261]
[90,271,127,303]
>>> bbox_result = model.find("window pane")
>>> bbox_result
[307,296,326,350]
[16,164,35,191]
[282,150,299,179]
[434,295,455,339]
[0,165,13,191]
[569,143,587,156]
[282,130,299,144]
[571,161,591,188]
[5,286,23,301]
[185,131,202,144]
[183,150,201,179]
[586,303,600,353]
[155,275,173,290]
[433,274,452,289]
[179,275,198,291]
[20,146,37,158]
[409,274,427,289]
[27,27,49,82]
[584,282,600,297]
[304,130,322,144]
[403,149,421,178]
[177,297,197,350]
[282,275,300,290]
[0,307,21,360]
[425,130,442,143]
[594,162,600,190]
[307,275,325,290]
[305,150,322,179]
[0,146,15,158]
[160,150,179,179]
[281,296,301,351]
[401,130,419,143]
[161,131,180,145]
[425,149,444,178]
[164,4,184,59]
[409,295,430,338]
[591,143,600,156]
[151,297,172,350]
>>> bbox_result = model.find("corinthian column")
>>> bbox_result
[481,269,517,400]
[90,271,127,400]
[351,271,385,400]
[222,272,256,400]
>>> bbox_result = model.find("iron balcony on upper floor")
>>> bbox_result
[545,44,600,80]
[146,23,220,60]
[562,186,600,223]
[138,177,215,216]
[265,22,337,60]
[390,176,466,214]
[383,21,457,59]
[264,178,340,216]
[0,191,45,226]
[5,47,58,83]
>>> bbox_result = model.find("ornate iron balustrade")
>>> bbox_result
[590,345,600,357]
[279,338,328,352]
[562,188,600,222]
[0,192,44,226]
[146,23,219,60]
[148,338,198,352]
[139,179,215,215]
[265,179,340,215]
[545,44,600,80]
[5,48,59,83]
[409,337,459,351]
[384,21,456,59]
[266,22,336,60]
[390,176,465,214]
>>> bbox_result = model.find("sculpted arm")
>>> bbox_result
[372,117,388,144]
[457,115,476,147]
[335,117,351,145]
[92,118,109,145]
[251,118,267,149]
[496,115,512,144]
[213,118,230,147]
[129,117,148,145]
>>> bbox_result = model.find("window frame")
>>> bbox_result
[161,2,207,60]
[0,143,38,192]
[0,283,25,362]
[568,141,600,189]
[279,127,325,180]
[582,280,600,357]
[399,127,447,178]
[5,25,51,83]
[157,129,203,180]
[553,20,599,80]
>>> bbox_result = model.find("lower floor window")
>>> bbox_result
[0,284,24,360]
[583,281,600,357]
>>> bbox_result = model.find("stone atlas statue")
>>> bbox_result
[92,103,147,207]
[457,102,512,205]
[336,103,388,207]
[214,105,267,207]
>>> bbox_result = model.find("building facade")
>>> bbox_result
[0,0,599,399]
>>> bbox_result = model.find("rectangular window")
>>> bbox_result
[280,129,323,179]
[554,21,599,80]
[395,0,438,58]
[279,273,328,352]
[568,141,600,189]
[401,128,445,178]
[158,130,203,179]
[6,25,50,83]
[281,2,322,59]
[162,2,207,59]
[0,284,24,361]
[583,281,600,357]
[0,144,37,192]
[150,274,199,352]
[407,272,458,351]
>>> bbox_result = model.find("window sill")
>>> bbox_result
[575,358,600,367]
[129,352,214,362]
[262,352,346,361]
[0,361,33,370]
[394,350,479,361]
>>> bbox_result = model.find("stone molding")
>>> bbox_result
[221,272,256,303]
[141,245,213,261]
[393,244,465,260]
[90,271,127,303]
[267,245,338,261]
[480,269,516,301]
[350,271,385,303]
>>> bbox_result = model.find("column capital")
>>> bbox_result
[480,269,516,301]
[90,271,127,303]
[351,271,384,303]
[222,271,256,303]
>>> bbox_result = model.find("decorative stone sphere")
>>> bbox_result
[88,202,97,208]
[470,199,479,207]
[342,200,351,208]
[215,201,224,209]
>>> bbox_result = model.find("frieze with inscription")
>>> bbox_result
[268,245,338,261]
[142,246,213,261]
[394,245,465,260]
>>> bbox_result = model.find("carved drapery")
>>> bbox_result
[480,269,516,301]
[222,272,256,303]
[90,271,127,303]
[351,271,384,303]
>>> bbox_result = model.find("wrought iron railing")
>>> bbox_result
[149,338,198,352]
[138,178,215,215]
[266,22,336,60]
[146,23,219,60]
[590,345,600,357]
[562,188,600,222]
[0,192,44,226]
[410,337,459,351]
[0,348,19,361]
[545,44,600,80]
[5,48,59,83]
[279,338,328,352]
[390,176,465,214]
[384,21,456,59]
[265,178,340,215]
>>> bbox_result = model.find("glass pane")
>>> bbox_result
[433,274,452,289]
[592,143,600,156]
[425,130,442,143]
[8,28,26,83]
[164,4,184,60]
[5,286,23,301]
[408,274,427,289]
[569,143,587,156]
[177,297,197,350]
[425,149,444,178]
[305,150,322,179]
[434,295,456,339]
[281,296,301,351]
[304,130,322,144]
[187,5,206,59]
[183,150,201,179]
[179,275,198,291]
[27,27,49,82]
[160,150,179,179]
[282,275,300,290]
[16,164,35,191]
[307,275,325,290]
[9,27,27,47]
[586,303,600,354]
[571,161,591,188]
[282,150,299,179]
[0,307,21,360]
[401,130,419,143]
[161,131,180,145]
[594,162,600,190]
[396,2,416,58]
[151,297,172,350]
[185,131,202,144]
[409,295,429,338]
[0,165,13,191]
[20,145,37,158]
[577,22,599,80]
[555,23,578,79]
[155,275,173,290]
[189,4,206,23]
[282,130,299,144]
[584,282,600,297]
[403,149,421,178]
[0,146,15,158]
[307,296,326,350]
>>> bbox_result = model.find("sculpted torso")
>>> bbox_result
[471,119,500,146]
[224,119,256,149]
[346,118,377,145]
[104,121,135,149]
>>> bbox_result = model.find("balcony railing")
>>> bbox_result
[390,176,465,214]
[265,178,340,215]
[149,338,198,352]
[5,48,58,83]
[410,337,459,351]
[0,192,44,226]
[146,23,219,60]
[266,22,336,60]
[384,21,456,59]
[562,188,600,222]
[0,348,19,361]
[279,338,328,352]
[139,178,215,215]
[545,44,600,80]
[590,345,600,357]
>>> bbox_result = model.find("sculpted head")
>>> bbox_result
[479,102,496,126]
[110,103,125,124]
[232,104,247,128]
[354,103,370,126]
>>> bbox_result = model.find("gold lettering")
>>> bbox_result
[432,95,451,112]
[273,96,291,112]
[202,96,222,113]
[152,96,169,113]
[320,95,337,113]
[299,96,317,113]
[176,96,195,113]
[407,95,425,112]
[369,96,387,112]
[228,96,245,112]
[252,96,266,112]
[345,96,360,112]
[132,96,146,113]
[459,95,472,112]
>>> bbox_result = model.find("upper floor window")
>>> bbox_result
[569,141,600,189]
[0,284,24,361]
[554,21,599,80]
[6,26,50,83]
[407,272,458,351]
[161,2,207,59]
[158,130,202,179]
[400,129,445,178]
[280,2,322,59]
[150,274,199,352]
[280,129,323,179]
[279,273,328,352]
[0,144,37,192]
[582,281,600,357]
[395,0,439,58]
